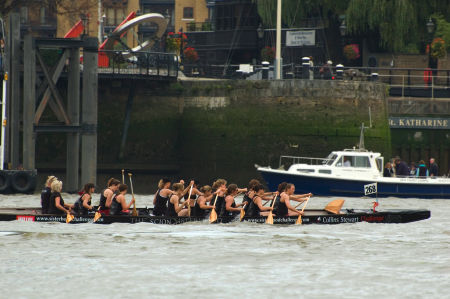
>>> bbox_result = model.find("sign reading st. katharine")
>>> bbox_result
[389,117,450,129]
[286,30,315,47]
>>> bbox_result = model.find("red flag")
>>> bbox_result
[64,20,84,38]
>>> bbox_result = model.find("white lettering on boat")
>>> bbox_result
[16,215,35,222]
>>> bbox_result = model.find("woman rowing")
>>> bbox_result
[98,178,120,215]
[247,184,273,217]
[278,183,310,217]
[224,184,245,216]
[72,183,95,216]
[241,179,260,214]
[193,185,215,217]
[41,175,57,214]
[48,180,74,215]
[210,179,227,216]
[183,179,202,212]
[167,183,191,217]
[110,184,135,216]
[152,178,173,216]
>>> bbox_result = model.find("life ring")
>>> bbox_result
[0,171,11,192]
[10,171,37,193]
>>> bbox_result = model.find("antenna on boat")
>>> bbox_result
[358,123,370,150]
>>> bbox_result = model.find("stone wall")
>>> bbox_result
[36,79,391,190]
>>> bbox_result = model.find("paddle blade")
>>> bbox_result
[240,209,245,221]
[93,211,102,222]
[266,211,274,225]
[66,214,74,223]
[295,214,302,225]
[209,209,217,223]
[325,199,345,214]
[132,206,138,217]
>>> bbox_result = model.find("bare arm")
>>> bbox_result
[82,194,93,210]
[289,193,312,201]
[256,197,272,212]
[104,189,114,208]
[55,196,70,214]
[225,196,241,212]
[283,195,302,215]
[119,194,135,211]
[172,195,188,214]
[198,196,214,210]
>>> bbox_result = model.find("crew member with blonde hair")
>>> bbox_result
[48,180,73,215]
[41,175,57,214]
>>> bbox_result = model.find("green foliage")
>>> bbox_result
[432,13,450,50]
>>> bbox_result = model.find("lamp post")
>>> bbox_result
[426,17,435,68]
[256,23,264,62]
[339,19,347,46]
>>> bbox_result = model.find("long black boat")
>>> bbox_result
[0,207,430,225]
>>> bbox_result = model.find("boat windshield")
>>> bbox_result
[325,154,337,165]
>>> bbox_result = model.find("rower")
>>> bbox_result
[98,178,120,215]
[272,182,288,215]
[211,179,227,216]
[110,184,135,215]
[48,180,73,215]
[242,179,260,214]
[41,175,57,214]
[278,183,310,217]
[193,185,215,217]
[72,183,95,216]
[247,184,273,217]
[224,184,245,216]
[183,179,202,210]
[167,183,191,217]
[152,178,173,216]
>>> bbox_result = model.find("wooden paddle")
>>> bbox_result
[121,169,125,184]
[128,173,138,217]
[295,197,310,225]
[265,195,278,225]
[324,199,345,214]
[240,203,246,221]
[209,193,219,223]
[93,208,102,222]
[66,212,74,223]
[187,184,193,217]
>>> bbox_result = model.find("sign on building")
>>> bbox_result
[286,30,315,47]
[389,117,450,129]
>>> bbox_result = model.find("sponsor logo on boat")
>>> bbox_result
[317,216,360,223]
[361,215,384,222]
[16,215,35,222]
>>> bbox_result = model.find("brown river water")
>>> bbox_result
[0,194,448,298]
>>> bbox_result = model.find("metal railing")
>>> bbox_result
[97,50,178,78]
[279,155,330,169]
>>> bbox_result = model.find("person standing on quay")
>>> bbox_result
[429,158,439,177]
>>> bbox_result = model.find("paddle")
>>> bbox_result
[121,169,125,184]
[128,173,138,217]
[240,204,246,221]
[187,184,193,217]
[265,195,278,225]
[209,193,219,223]
[93,207,102,222]
[66,212,74,223]
[324,199,345,214]
[295,197,310,225]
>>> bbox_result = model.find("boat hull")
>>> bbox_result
[258,168,450,198]
[2,208,430,224]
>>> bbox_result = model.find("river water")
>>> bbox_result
[0,194,448,298]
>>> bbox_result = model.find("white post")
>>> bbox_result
[98,0,102,43]
[275,0,282,79]
[0,73,7,170]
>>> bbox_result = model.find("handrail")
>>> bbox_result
[279,155,330,168]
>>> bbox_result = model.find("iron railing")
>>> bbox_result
[97,50,178,78]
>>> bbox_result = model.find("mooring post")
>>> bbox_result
[9,13,20,169]
[23,34,36,170]
[66,47,80,192]
[81,38,98,186]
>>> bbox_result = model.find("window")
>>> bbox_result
[20,7,28,24]
[183,7,193,19]
[40,7,46,24]
[335,156,371,168]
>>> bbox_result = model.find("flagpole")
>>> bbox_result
[275,0,282,79]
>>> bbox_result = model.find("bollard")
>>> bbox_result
[371,73,379,81]
[262,61,270,79]
[336,64,344,80]
[302,57,310,79]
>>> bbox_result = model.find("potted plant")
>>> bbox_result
[343,44,360,60]
[166,31,188,55]
[260,46,275,63]
[183,47,199,63]
[430,37,446,59]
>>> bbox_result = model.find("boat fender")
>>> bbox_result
[0,171,11,192]
[10,171,37,193]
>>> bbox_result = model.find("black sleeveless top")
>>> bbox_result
[248,196,262,217]
[166,195,177,217]
[242,192,252,214]
[212,196,226,216]
[224,198,238,217]
[272,195,281,215]
[193,197,206,217]
[277,198,288,217]
[110,196,123,215]
[41,187,52,214]
[153,189,169,216]
[99,189,110,210]
[48,192,65,215]
[73,194,91,215]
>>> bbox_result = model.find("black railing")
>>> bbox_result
[97,50,178,79]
